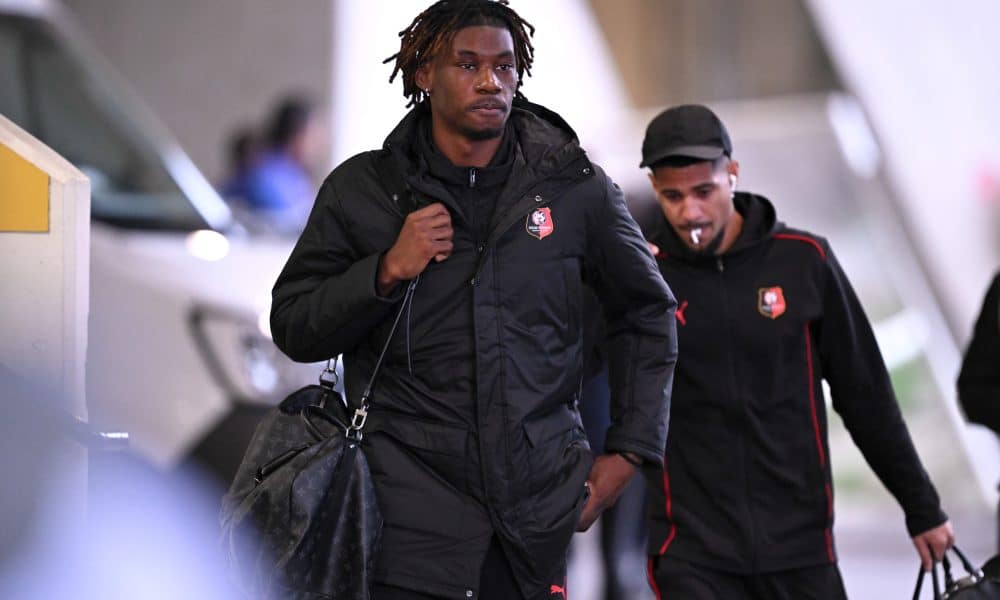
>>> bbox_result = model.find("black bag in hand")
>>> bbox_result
[221,279,417,599]
[221,377,380,599]
[912,546,1000,599]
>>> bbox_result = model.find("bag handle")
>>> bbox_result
[913,562,944,600]
[912,545,985,599]
[949,545,984,579]
[302,404,348,441]
[346,275,420,442]
[254,393,349,485]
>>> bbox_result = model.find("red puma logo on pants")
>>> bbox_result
[549,583,566,597]
[676,300,689,326]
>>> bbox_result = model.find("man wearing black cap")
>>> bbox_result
[638,104,955,598]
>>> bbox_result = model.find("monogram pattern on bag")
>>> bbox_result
[220,386,382,599]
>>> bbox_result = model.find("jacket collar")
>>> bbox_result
[415,116,515,188]
[381,98,588,184]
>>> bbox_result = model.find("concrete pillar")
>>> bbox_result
[0,112,90,508]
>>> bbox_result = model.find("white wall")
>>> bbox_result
[807,0,1000,339]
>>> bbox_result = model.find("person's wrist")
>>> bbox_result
[377,251,401,296]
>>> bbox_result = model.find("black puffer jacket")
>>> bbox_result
[271,100,677,599]
[646,193,946,573]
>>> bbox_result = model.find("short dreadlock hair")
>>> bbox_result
[384,0,535,107]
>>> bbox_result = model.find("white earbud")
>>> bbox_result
[729,174,737,188]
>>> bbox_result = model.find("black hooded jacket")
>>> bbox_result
[646,193,946,573]
[270,100,677,598]
[957,271,1000,434]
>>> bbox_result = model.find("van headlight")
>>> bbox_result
[188,305,316,404]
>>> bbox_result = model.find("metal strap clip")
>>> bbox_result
[346,404,369,441]
[319,356,339,388]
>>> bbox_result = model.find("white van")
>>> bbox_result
[0,0,318,484]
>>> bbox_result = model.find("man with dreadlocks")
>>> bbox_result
[271,2,677,598]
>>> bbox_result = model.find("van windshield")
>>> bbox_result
[0,15,211,231]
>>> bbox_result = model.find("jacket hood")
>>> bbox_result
[381,98,587,180]
[652,192,782,263]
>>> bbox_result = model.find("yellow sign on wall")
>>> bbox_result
[0,143,49,232]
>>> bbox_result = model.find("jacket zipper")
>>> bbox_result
[469,196,544,286]
[469,193,554,286]
[466,158,586,532]
[468,158,587,285]
[717,256,758,570]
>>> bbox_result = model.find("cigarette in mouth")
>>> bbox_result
[690,228,702,245]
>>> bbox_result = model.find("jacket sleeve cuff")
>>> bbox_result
[905,507,949,537]
[373,252,407,302]
[603,431,665,467]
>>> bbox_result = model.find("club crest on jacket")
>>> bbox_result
[758,286,786,319]
[526,207,554,239]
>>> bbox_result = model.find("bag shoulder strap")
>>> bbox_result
[314,149,418,439]
[345,276,418,442]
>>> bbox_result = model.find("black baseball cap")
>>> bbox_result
[639,104,733,168]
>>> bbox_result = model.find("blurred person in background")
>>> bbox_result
[957,270,1000,550]
[219,125,262,202]
[269,1,677,598]
[639,104,954,599]
[242,95,327,235]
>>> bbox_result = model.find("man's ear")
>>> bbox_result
[647,169,657,192]
[415,62,433,93]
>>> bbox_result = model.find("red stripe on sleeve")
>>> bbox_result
[773,233,827,260]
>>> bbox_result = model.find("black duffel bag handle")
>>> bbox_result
[913,545,1000,599]
[252,404,349,485]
